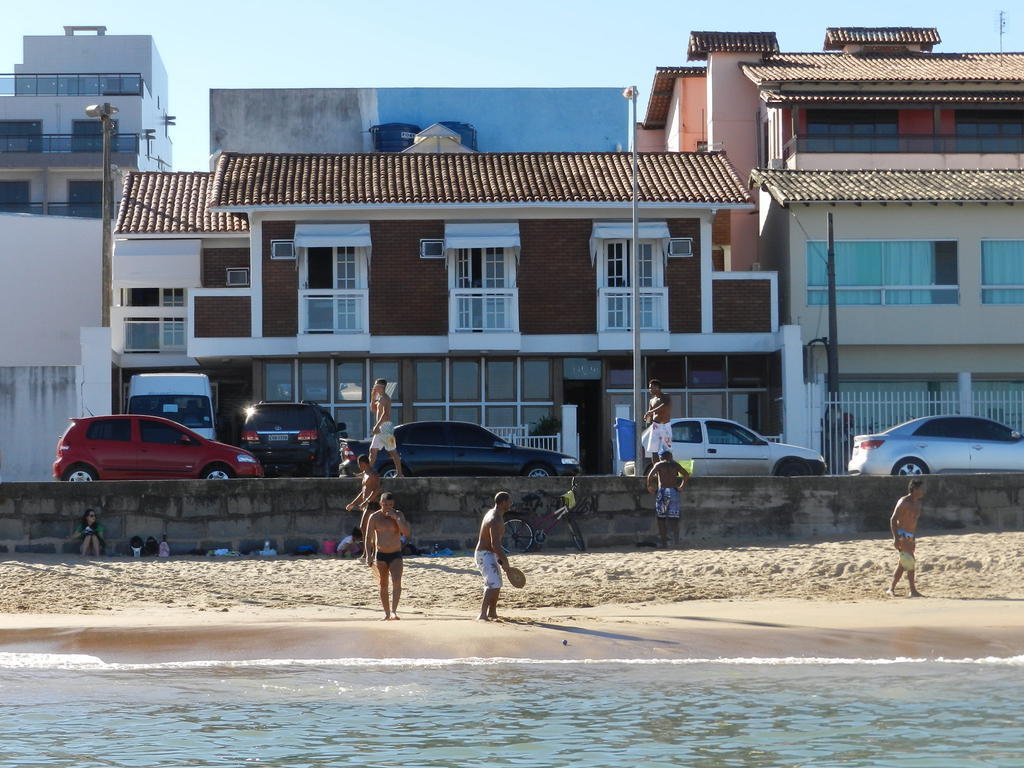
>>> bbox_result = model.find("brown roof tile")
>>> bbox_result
[116,172,249,235]
[762,89,1024,105]
[751,168,1024,204]
[643,66,706,128]
[687,31,779,61]
[744,52,1024,84]
[209,152,751,207]
[824,27,941,51]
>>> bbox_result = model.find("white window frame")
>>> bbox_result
[981,239,1024,305]
[449,247,516,289]
[301,246,369,290]
[599,240,662,288]
[271,239,296,260]
[226,268,250,287]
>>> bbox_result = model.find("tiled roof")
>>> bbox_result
[209,152,751,207]
[824,27,941,51]
[687,31,779,61]
[751,168,1024,205]
[643,66,706,128]
[761,89,1024,105]
[116,172,249,235]
[743,52,1024,83]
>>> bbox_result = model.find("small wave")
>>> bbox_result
[1,652,1022,671]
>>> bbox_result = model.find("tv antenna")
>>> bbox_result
[998,10,1007,52]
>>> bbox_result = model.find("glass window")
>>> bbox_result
[403,423,446,444]
[706,420,760,446]
[688,356,726,388]
[300,362,329,402]
[607,358,632,388]
[728,356,768,388]
[449,423,494,447]
[162,320,185,349]
[415,360,444,401]
[807,241,958,306]
[450,405,481,424]
[140,420,188,445]
[605,242,627,287]
[162,288,185,307]
[414,405,445,422]
[485,406,516,427]
[647,357,684,388]
[86,419,131,441]
[486,361,515,400]
[371,361,401,401]
[522,359,552,400]
[671,421,703,444]
[805,109,899,152]
[522,406,553,433]
[982,241,1024,304]
[451,360,480,400]
[264,362,293,401]
[456,248,508,289]
[335,247,357,290]
[334,407,366,439]
[336,362,364,401]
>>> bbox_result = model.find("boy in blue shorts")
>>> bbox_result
[645,450,690,548]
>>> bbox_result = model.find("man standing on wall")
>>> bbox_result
[363,492,411,620]
[641,378,672,471]
[368,378,403,477]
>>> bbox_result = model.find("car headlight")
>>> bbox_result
[236,454,258,463]
[560,457,579,465]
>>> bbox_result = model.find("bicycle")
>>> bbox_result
[502,477,595,553]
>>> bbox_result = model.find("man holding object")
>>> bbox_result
[475,491,513,621]
[363,492,411,620]
[887,479,924,598]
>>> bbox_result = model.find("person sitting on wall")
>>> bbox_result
[75,508,105,557]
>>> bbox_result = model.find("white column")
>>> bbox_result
[79,326,113,416]
[779,324,808,446]
[560,403,579,460]
[700,213,714,333]
[958,371,973,416]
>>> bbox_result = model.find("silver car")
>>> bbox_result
[848,415,1024,475]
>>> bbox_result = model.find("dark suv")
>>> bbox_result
[241,402,343,477]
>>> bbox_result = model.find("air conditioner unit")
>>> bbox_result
[769,158,784,170]
[420,239,445,258]
[270,240,295,260]
[226,268,250,286]
[668,238,693,257]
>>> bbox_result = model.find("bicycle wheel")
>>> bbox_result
[567,518,586,552]
[502,518,534,554]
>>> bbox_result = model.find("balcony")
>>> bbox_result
[782,133,1024,170]
[448,288,521,350]
[598,287,669,350]
[0,73,143,97]
[0,202,43,214]
[301,289,368,334]
[123,318,186,353]
[0,201,100,217]
[0,133,139,154]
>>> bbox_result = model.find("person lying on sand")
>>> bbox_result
[887,479,924,598]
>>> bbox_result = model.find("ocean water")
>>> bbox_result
[1,654,1023,767]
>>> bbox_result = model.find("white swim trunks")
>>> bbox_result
[641,421,672,455]
[475,550,503,590]
[369,421,396,452]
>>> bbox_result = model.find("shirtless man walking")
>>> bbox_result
[887,478,924,598]
[645,449,690,548]
[641,378,672,471]
[345,454,381,537]
[363,492,411,620]
[368,378,403,477]
[475,491,513,621]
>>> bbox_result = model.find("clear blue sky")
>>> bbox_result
[2,0,1018,171]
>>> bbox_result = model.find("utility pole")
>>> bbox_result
[999,10,1007,52]
[826,211,839,399]
[623,85,643,470]
[85,102,118,328]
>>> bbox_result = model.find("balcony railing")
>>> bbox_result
[599,287,668,332]
[301,289,368,333]
[0,133,139,154]
[784,133,1024,159]
[124,318,185,353]
[0,202,43,214]
[450,288,518,333]
[0,73,143,97]
[0,202,100,217]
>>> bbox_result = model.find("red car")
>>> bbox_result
[53,415,264,481]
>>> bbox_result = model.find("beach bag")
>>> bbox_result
[144,536,159,556]
[322,540,337,555]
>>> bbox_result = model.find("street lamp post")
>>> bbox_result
[85,102,118,328]
[622,85,643,471]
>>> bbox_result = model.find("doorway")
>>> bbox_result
[563,380,603,473]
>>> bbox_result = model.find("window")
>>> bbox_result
[0,180,31,213]
[300,362,330,402]
[161,320,184,349]
[706,420,761,446]
[485,406,516,427]
[371,361,401,400]
[271,240,296,260]
[455,248,509,288]
[264,362,294,401]
[522,360,551,400]
[415,360,444,401]
[402,423,445,445]
[604,242,657,287]
[0,121,42,152]
[72,119,116,152]
[162,288,184,307]
[982,241,1024,304]
[602,241,661,331]
[807,241,958,306]
[486,361,515,401]
[335,362,364,402]
[86,419,131,441]
[414,406,445,422]
[688,356,726,388]
[451,360,481,400]
[68,181,102,218]
[805,109,898,152]
[334,407,366,439]
[140,420,189,445]
[522,405,552,433]
[449,423,494,448]
[671,421,703,443]
[956,110,1024,152]
[451,406,481,424]
[120,288,185,307]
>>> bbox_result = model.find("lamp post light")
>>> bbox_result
[622,85,643,471]
[85,102,118,328]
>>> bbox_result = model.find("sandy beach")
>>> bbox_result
[2,531,1023,662]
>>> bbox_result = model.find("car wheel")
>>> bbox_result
[202,464,235,480]
[62,464,97,482]
[775,458,811,477]
[523,463,554,478]
[379,463,410,479]
[892,458,930,476]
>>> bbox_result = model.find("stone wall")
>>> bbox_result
[1,474,1023,556]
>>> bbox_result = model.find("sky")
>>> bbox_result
[2,0,1019,171]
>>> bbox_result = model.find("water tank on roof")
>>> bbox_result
[370,123,421,152]
[440,121,478,151]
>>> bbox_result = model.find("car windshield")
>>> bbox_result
[245,406,317,431]
[128,395,212,429]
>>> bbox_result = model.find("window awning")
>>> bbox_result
[444,222,521,250]
[294,223,372,249]
[590,221,672,266]
[113,238,201,288]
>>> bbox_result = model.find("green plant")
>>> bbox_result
[529,415,561,436]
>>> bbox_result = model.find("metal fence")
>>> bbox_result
[487,425,560,453]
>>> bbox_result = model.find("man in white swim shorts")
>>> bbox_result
[369,378,404,477]
[475,491,512,621]
[641,378,672,471]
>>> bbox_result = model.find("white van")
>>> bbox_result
[126,373,217,440]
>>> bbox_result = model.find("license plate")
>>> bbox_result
[268,434,290,441]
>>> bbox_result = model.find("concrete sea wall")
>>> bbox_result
[1,475,1022,556]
